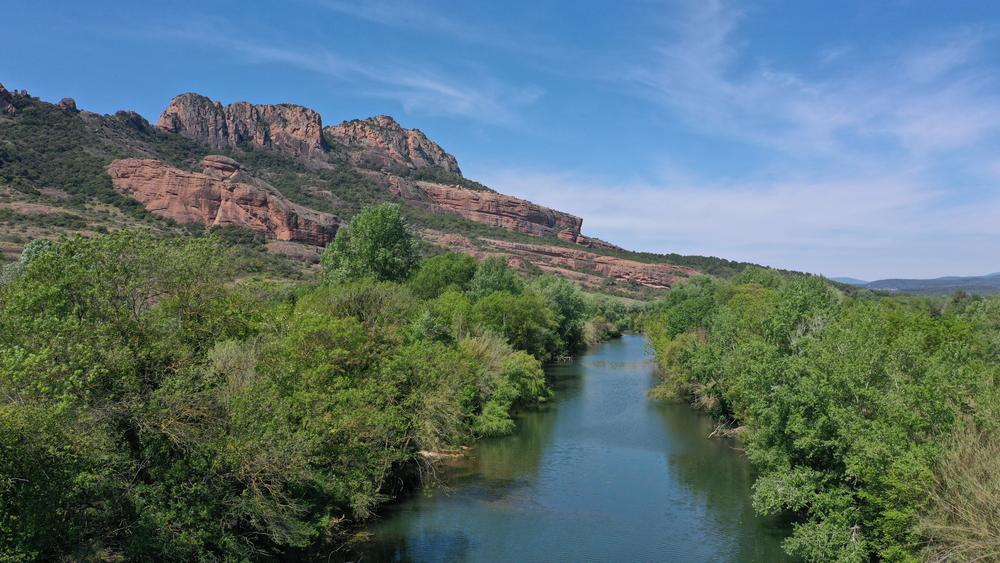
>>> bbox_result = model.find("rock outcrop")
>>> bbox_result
[156,93,327,157]
[114,110,151,131]
[326,115,461,174]
[0,84,15,115]
[107,157,338,245]
[58,97,77,112]
[423,231,696,290]
[200,155,242,179]
[386,177,582,238]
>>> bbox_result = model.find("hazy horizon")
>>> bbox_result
[7,0,1000,279]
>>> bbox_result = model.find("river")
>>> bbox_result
[351,334,790,562]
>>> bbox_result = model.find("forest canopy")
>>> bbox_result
[645,270,1000,562]
[0,205,633,561]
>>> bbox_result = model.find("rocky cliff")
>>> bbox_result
[107,156,338,245]
[0,84,717,296]
[326,115,461,174]
[156,93,327,157]
[384,176,582,238]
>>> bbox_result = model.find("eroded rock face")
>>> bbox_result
[387,178,582,238]
[326,115,461,174]
[200,155,241,179]
[156,93,327,157]
[0,84,14,115]
[107,157,338,245]
[423,230,697,290]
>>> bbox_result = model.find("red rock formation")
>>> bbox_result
[107,157,338,245]
[200,155,241,179]
[326,115,461,174]
[387,178,583,238]
[156,93,327,157]
[422,230,697,290]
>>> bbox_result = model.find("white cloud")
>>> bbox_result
[627,1,1000,158]
[477,167,1000,279]
[543,0,1000,278]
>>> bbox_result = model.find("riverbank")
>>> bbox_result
[643,270,1000,561]
[350,335,789,561]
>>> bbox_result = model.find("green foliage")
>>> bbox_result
[0,208,88,229]
[468,255,524,300]
[459,333,549,437]
[472,291,559,361]
[0,97,160,221]
[0,226,573,560]
[321,203,418,283]
[207,224,265,248]
[401,165,493,192]
[408,252,478,299]
[529,276,587,356]
[646,271,1000,562]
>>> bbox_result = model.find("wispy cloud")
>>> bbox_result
[627,1,1000,159]
[513,0,1000,278]
[478,166,998,279]
[145,20,542,126]
[305,0,502,48]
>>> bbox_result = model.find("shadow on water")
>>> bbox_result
[349,335,790,562]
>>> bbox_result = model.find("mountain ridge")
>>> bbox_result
[833,272,1000,295]
[0,83,760,296]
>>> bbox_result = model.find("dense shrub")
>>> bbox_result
[646,268,1000,562]
[0,225,592,560]
[467,255,524,299]
[529,276,587,356]
[408,252,478,299]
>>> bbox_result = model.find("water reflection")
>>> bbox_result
[351,335,789,562]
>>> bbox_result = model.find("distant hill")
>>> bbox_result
[830,276,868,286]
[839,273,1000,295]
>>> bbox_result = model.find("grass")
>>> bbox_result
[919,418,1000,562]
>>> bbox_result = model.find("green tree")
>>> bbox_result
[408,252,478,299]
[529,276,587,355]
[467,255,523,300]
[471,291,558,360]
[321,203,417,283]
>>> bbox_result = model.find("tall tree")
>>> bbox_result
[321,203,418,283]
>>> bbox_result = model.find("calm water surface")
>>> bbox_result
[352,335,789,562]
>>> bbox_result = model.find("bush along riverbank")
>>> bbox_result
[0,204,634,561]
[644,268,1000,562]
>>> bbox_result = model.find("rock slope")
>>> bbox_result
[385,177,581,238]
[156,93,327,157]
[326,115,461,174]
[107,156,338,245]
[423,231,695,289]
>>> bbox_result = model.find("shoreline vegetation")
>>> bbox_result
[644,269,1000,562]
[0,204,635,561]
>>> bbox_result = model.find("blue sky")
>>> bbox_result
[6,0,1000,279]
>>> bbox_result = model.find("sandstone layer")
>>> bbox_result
[423,231,696,289]
[156,93,327,157]
[107,157,338,245]
[326,115,461,174]
[385,176,583,238]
